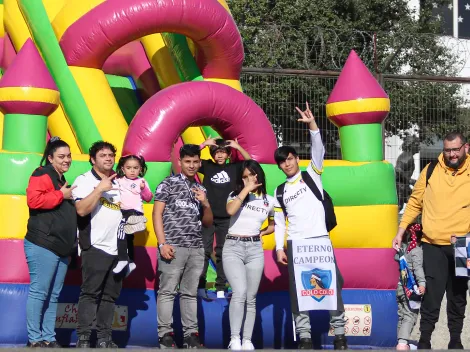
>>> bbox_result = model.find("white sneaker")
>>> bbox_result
[125,262,137,278]
[228,337,242,350]
[241,340,254,350]
[113,260,128,274]
[217,290,225,299]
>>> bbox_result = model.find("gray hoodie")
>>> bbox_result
[394,242,426,288]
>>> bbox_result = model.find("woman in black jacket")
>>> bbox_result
[24,137,77,347]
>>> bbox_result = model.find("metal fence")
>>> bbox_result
[240,68,470,211]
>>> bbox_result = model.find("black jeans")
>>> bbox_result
[77,246,123,343]
[198,217,230,291]
[419,242,468,342]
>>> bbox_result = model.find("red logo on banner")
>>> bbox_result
[300,289,334,297]
[301,269,334,302]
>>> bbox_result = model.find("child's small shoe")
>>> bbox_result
[124,222,147,234]
[396,343,410,350]
[113,260,128,274]
[125,262,136,278]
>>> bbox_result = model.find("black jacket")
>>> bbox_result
[25,164,77,257]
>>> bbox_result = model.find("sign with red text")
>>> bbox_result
[328,304,372,337]
[55,303,128,331]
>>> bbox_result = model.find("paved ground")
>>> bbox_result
[410,294,470,349]
[3,296,468,350]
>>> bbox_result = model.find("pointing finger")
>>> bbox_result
[62,181,68,187]
[108,174,117,180]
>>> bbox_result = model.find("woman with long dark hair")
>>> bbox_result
[223,160,275,350]
[24,137,77,347]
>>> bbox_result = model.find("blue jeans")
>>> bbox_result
[24,239,68,343]
[222,238,264,341]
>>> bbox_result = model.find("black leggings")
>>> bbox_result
[117,210,141,262]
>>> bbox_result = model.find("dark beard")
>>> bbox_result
[444,154,466,169]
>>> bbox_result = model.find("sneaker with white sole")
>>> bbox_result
[241,340,254,350]
[228,337,242,350]
[125,262,136,278]
[113,260,128,274]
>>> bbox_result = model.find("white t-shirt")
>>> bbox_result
[72,170,122,255]
[273,129,328,250]
[227,192,275,236]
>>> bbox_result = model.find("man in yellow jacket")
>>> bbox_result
[392,131,470,350]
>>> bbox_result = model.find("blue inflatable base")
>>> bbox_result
[0,284,397,348]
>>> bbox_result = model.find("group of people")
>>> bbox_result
[22,101,350,349]
[392,131,470,350]
[32,99,470,350]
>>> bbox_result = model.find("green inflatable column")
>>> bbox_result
[3,114,49,153]
[338,124,384,162]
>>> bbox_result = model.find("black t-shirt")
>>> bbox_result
[200,160,242,218]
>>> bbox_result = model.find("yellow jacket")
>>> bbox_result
[399,153,470,245]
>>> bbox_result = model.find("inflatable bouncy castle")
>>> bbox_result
[0,0,399,348]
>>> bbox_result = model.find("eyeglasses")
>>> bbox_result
[443,144,465,154]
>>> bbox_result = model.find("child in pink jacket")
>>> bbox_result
[114,155,153,275]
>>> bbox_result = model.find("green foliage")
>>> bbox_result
[229,0,468,151]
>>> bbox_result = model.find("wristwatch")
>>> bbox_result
[158,243,166,250]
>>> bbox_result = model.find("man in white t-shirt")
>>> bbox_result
[273,103,347,350]
[72,141,123,348]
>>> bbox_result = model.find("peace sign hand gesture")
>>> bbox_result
[193,187,210,208]
[97,173,118,192]
[60,182,77,200]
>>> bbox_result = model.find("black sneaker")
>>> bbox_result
[27,341,45,348]
[43,341,62,348]
[159,332,176,349]
[297,337,312,349]
[183,332,204,349]
[417,339,431,350]
[448,340,464,349]
[334,334,348,350]
[97,340,119,348]
[76,335,91,348]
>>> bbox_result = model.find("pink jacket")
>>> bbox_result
[116,177,153,213]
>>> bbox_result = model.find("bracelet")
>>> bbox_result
[235,195,243,203]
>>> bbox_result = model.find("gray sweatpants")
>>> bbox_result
[294,253,346,338]
[157,246,204,338]
[222,238,265,341]
[396,283,419,344]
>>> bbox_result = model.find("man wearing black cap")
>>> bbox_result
[197,136,251,298]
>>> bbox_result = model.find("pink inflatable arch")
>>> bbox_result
[122,81,278,163]
[59,0,244,79]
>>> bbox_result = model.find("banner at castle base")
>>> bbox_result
[55,303,128,331]
[287,237,337,313]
